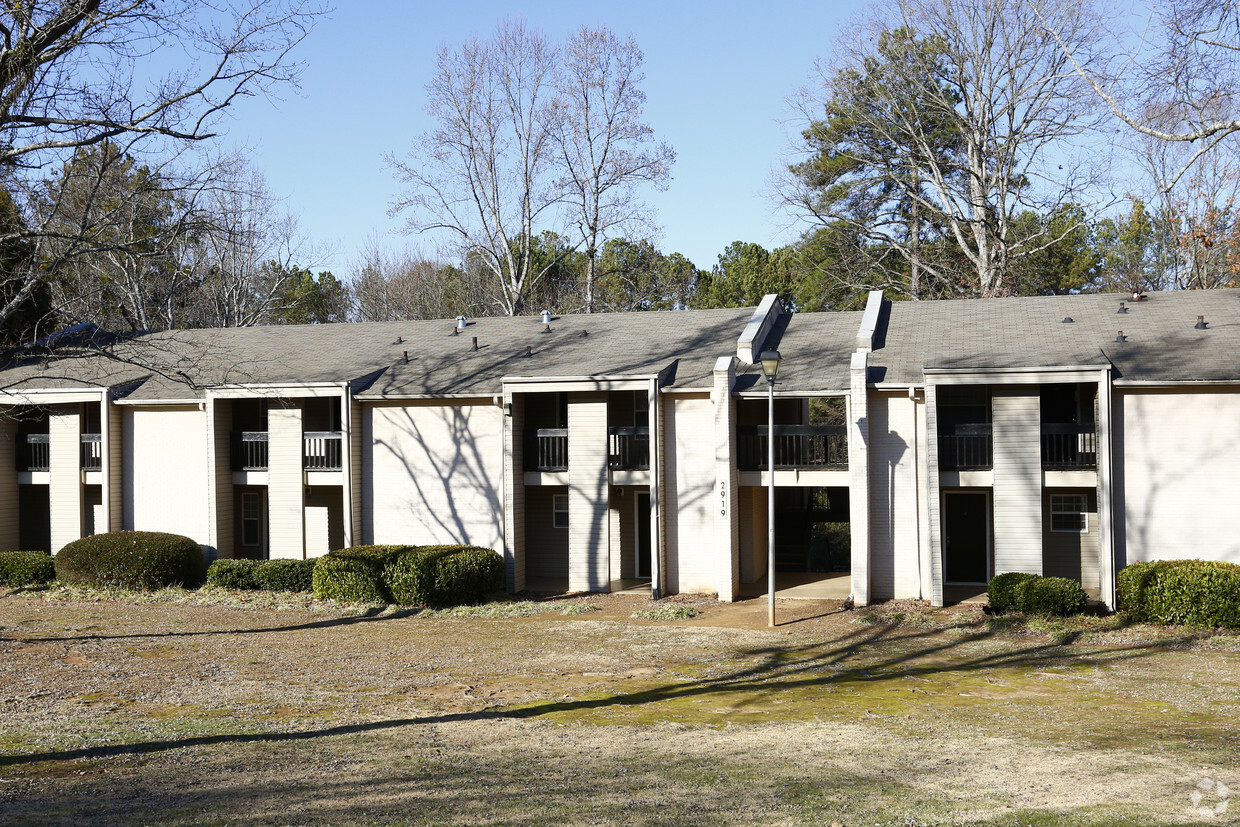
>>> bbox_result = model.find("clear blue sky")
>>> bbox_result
[219,1,871,277]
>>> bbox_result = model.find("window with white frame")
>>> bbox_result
[241,491,263,546]
[553,494,569,529]
[1050,494,1088,532]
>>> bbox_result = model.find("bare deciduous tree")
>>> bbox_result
[0,0,322,338]
[191,158,325,328]
[389,20,563,317]
[389,20,675,316]
[786,0,1105,297]
[350,237,491,322]
[554,26,674,312]
[1042,0,1240,190]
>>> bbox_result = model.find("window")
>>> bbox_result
[553,494,569,529]
[1050,494,1088,532]
[241,491,263,546]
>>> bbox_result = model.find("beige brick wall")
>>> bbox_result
[123,406,210,544]
[663,394,715,595]
[368,400,503,549]
[712,359,740,600]
[567,393,609,592]
[49,405,82,552]
[267,403,305,559]
[867,392,922,599]
[1119,389,1240,565]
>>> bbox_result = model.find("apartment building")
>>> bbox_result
[3,288,1239,609]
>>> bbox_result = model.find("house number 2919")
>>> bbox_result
[719,481,727,516]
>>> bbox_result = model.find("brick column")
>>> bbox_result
[848,351,871,606]
[267,402,305,560]
[568,392,609,592]
[49,404,83,553]
[712,357,740,601]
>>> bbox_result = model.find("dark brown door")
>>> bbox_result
[944,491,989,584]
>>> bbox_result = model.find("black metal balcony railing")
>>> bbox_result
[80,433,102,470]
[608,426,650,470]
[231,431,268,471]
[1041,423,1098,470]
[938,423,993,470]
[524,428,568,471]
[303,431,343,470]
[737,425,848,471]
[16,433,49,472]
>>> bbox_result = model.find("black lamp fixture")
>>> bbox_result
[759,349,782,383]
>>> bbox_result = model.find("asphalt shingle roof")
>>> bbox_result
[870,289,1240,384]
[4,290,1238,400]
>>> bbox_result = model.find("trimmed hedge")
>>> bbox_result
[1017,576,1088,617]
[55,531,205,590]
[987,572,1039,613]
[313,544,504,607]
[0,551,56,588]
[312,545,411,603]
[1117,559,1240,629]
[207,558,317,592]
[986,572,1089,617]
[433,546,505,605]
[207,559,260,590]
[256,559,317,592]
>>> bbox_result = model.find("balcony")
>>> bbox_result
[231,431,268,471]
[303,431,343,470]
[938,424,993,470]
[524,428,568,471]
[16,434,49,472]
[80,433,102,470]
[737,425,848,471]
[608,426,650,470]
[1041,423,1097,470]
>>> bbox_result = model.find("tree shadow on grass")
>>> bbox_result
[2,606,421,643]
[0,616,1202,769]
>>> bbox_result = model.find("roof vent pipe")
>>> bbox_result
[456,315,467,331]
[1118,301,1127,314]
[403,351,409,362]
[471,336,479,350]
[525,345,532,357]
[540,309,552,324]
[1196,315,1208,330]
[1116,330,1127,342]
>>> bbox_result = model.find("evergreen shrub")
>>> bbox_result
[0,550,55,588]
[55,531,205,590]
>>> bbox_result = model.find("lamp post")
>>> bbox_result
[759,349,781,628]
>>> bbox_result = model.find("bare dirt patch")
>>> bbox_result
[0,589,1237,825]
